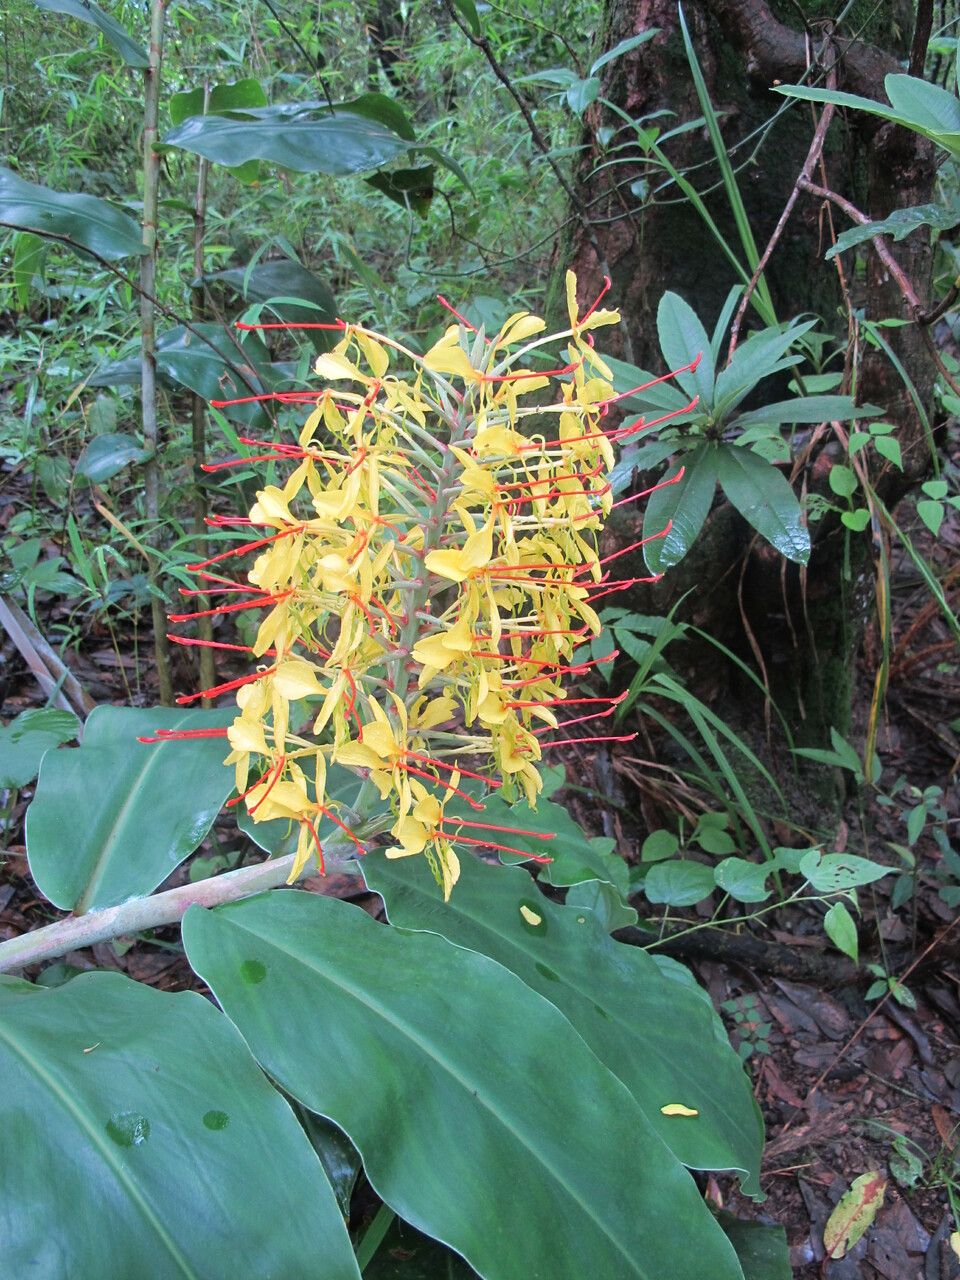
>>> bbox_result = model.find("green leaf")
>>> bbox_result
[917,499,944,536]
[656,292,715,407]
[208,259,338,350]
[824,901,859,963]
[799,849,892,893]
[641,829,680,862]
[841,509,871,532]
[0,708,79,790]
[26,706,235,912]
[775,78,960,157]
[450,0,481,37]
[365,850,761,1190]
[12,230,45,307]
[75,432,149,482]
[826,203,958,259]
[0,166,144,261]
[712,319,816,416]
[366,164,436,217]
[715,445,810,564]
[642,445,718,572]
[89,324,276,425]
[731,396,881,428]
[715,1212,791,1280]
[565,879,638,930]
[566,76,601,114]
[0,971,359,1279]
[873,436,902,468]
[590,29,658,76]
[828,464,858,498]
[445,788,630,894]
[643,860,716,906]
[183,892,747,1278]
[363,1219,479,1278]
[29,0,149,67]
[605,354,693,417]
[713,858,774,903]
[169,78,268,126]
[161,104,411,175]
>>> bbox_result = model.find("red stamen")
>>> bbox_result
[400,763,484,810]
[137,727,229,743]
[439,816,554,840]
[596,354,702,408]
[176,668,270,705]
[578,275,612,326]
[538,733,638,747]
[436,295,478,332]
[302,817,326,875]
[234,319,347,332]
[168,592,291,623]
[318,805,365,854]
[187,528,302,571]
[402,749,501,788]
[507,694,623,709]
[248,754,286,816]
[446,832,551,863]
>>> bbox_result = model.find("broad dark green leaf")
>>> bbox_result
[826,203,958,259]
[366,165,436,217]
[183,893,745,1280]
[364,851,762,1193]
[0,166,144,261]
[716,1212,791,1280]
[209,259,338,351]
[340,93,417,142]
[26,706,234,912]
[565,878,638,929]
[89,324,277,425]
[605,355,693,417]
[169,78,267,126]
[0,708,79,790]
[713,857,775,904]
[443,788,630,893]
[449,0,481,37]
[731,396,881,428]
[715,444,810,564]
[642,444,718,572]
[161,104,411,175]
[75,432,149,482]
[712,319,815,417]
[775,76,960,157]
[656,292,715,407]
[0,971,359,1279]
[29,0,149,67]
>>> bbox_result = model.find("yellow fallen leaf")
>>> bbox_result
[950,1231,960,1262]
[519,905,542,927]
[660,1103,699,1117]
[823,1172,886,1259]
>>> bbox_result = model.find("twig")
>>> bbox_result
[798,177,923,310]
[727,54,836,360]
[0,598,94,719]
[441,0,634,362]
[0,843,358,974]
[909,0,935,77]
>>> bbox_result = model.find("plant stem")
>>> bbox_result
[0,841,356,975]
[141,0,174,705]
[191,81,216,700]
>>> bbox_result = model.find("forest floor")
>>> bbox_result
[0,471,957,1280]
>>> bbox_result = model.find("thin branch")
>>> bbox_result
[727,53,836,360]
[0,843,358,975]
[909,0,935,77]
[441,0,634,361]
[798,178,923,311]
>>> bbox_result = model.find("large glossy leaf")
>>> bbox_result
[656,292,715,408]
[0,971,359,1280]
[731,395,881,428]
[715,444,810,564]
[183,893,745,1280]
[0,166,144,260]
[776,76,960,157]
[642,444,718,572]
[363,850,763,1193]
[169,79,268,126]
[29,0,149,67]
[161,104,411,175]
[88,324,278,425]
[0,708,79,789]
[712,319,815,418]
[26,706,234,913]
[209,259,338,352]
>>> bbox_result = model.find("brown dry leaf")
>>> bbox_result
[823,1171,887,1259]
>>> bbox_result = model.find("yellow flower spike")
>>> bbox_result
[162,278,646,899]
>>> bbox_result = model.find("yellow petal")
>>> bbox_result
[273,658,323,700]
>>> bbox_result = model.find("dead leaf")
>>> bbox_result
[823,1172,887,1259]
[660,1103,699,1117]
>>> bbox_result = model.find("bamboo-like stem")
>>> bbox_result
[0,843,356,975]
[190,81,216,701]
[141,0,174,705]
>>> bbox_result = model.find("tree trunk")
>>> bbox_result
[561,0,938,772]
